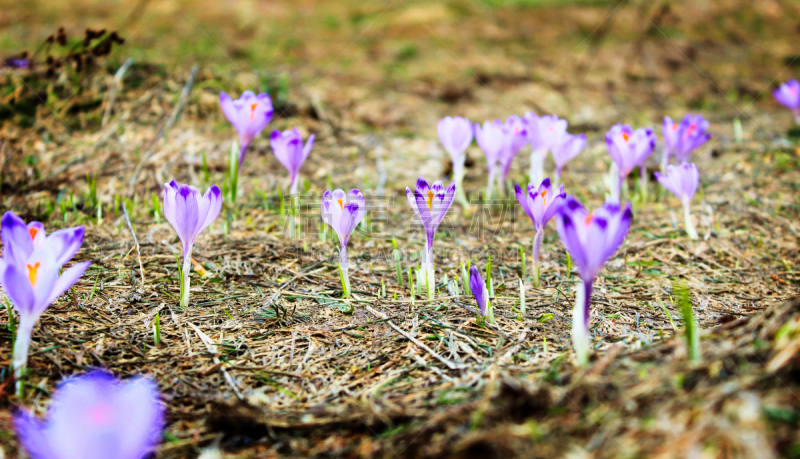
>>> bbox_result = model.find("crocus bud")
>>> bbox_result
[655,162,700,239]
[270,128,314,194]
[550,133,586,186]
[163,181,222,307]
[469,265,490,319]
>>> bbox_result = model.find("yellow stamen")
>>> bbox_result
[249,103,258,120]
[426,190,434,210]
[29,228,38,240]
[337,199,344,211]
[27,262,40,287]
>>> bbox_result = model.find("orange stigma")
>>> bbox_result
[337,199,344,211]
[584,213,594,226]
[426,190,434,210]
[27,262,40,287]
[249,103,258,120]
[622,132,630,142]
[688,123,696,135]
[29,227,38,240]
[540,189,548,205]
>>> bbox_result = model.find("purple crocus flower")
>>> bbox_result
[0,212,90,393]
[407,178,456,300]
[655,162,700,240]
[321,189,366,298]
[605,124,656,202]
[270,128,315,194]
[14,370,165,459]
[474,120,507,199]
[469,265,493,323]
[219,91,274,165]
[498,116,528,189]
[774,79,800,123]
[555,196,632,365]
[514,178,566,288]
[163,181,222,307]
[525,113,568,185]
[662,114,711,167]
[550,133,586,187]
[438,116,473,207]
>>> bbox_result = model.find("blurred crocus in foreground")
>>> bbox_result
[0,212,90,394]
[321,189,366,298]
[407,178,456,300]
[662,114,711,168]
[774,79,800,123]
[469,265,494,324]
[271,128,315,194]
[438,116,473,206]
[525,113,568,185]
[515,178,566,288]
[556,197,632,365]
[14,370,164,459]
[655,162,700,240]
[163,181,223,307]
[550,133,586,187]
[605,124,656,202]
[475,120,507,200]
[219,90,274,164]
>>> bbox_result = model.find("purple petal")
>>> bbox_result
[43,226,85,266]
[2,262,35,318]
[1,211,34,267]
[14,409,58,459]
[46,261,91,307]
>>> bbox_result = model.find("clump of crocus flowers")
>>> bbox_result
[321,189,367,298]
[438,116,473,207]
[407,178,456,300]
[515,178,566,288]
[556,197,632,365]
[163,181,223,307]
[271,128,315,194]
[655,162,700,239]
[662,114,711,170]
[14,370,165,459]
[774,79,800,124]
[606,124,656,202]
[0,212,90,395]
